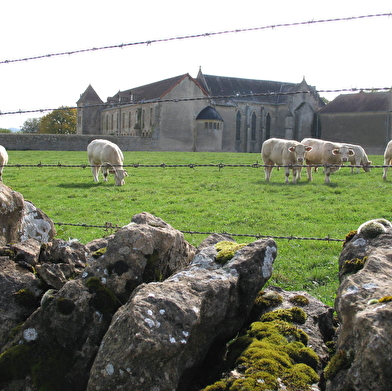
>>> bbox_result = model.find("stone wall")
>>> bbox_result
[0,134,160,151]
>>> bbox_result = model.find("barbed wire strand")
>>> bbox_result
[2,86,392,117]
[3,163,390,170]
[53,221,344,242]
[1,13,391,66]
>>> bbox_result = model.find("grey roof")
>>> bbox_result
[320,91,392,113]
[109,74,207,103]
[196,72,323,106]
[77,85,103,104]
[196,106,223,121]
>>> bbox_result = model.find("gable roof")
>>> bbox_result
[77,85,103,104]
[108,74,207,103]
[196,71,322,106]
[320,91,392,113]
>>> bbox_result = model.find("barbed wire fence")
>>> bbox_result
[1,13,390,66]
[53,221,345,243]
[1,12,389,243]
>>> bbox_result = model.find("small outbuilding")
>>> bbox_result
[317,91,392,154]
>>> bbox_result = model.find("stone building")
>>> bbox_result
[77,68,325,152]
[317,91,392,154]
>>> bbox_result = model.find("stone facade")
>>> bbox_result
[77,69,325,153]
[317,91,392,155]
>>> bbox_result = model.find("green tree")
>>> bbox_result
[38,106,77,134]
[0,128,12,133]
[21,118,40,133]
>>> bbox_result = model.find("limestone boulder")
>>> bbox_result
[0,183,55,245]
[81,212,196,302]
[0,212,196,391]
[87,236,277,391]
[326,219,392,391]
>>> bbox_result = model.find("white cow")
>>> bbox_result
[301,138,355,183]
[0,145,8,181]
[261,138,312,183]
[382,140,392,180]
[342,143,372,174]
[87,139,128,186]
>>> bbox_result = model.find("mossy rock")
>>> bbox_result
[260,307,307,324]
[341,256,367,275]
[342,230,357,247]
[0,343,34,381]
[378,295,392,303]
[215,241,247,264]
[289,294,310,306]
[254,290,284,309]
[85,277,119,315]
[323,349,353,380]
[92,247,107,258]
[13,288,38,309]
[56,297,75,315]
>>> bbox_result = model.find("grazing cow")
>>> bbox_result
[342,143,372,174]
[0,145,8,181]
[261,138,312,183]
[382,140,392,180]
[301,138,355,183]
[87,139,128,186]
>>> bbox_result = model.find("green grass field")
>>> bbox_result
[3,150,390,307]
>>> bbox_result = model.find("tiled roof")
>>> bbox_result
[319,91,392,113]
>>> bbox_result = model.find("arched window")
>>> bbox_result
[251,112,257,141]
[265,113,271,140]
[236,111,242,141]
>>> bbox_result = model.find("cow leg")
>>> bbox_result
[264,162,274,181]
[91,165,100,182]
[306,165,313,181]
[284,166,290,184]
[383,159,390,180]
[324,166,331,183]
[292,167,299,184]
[102,165,109,182]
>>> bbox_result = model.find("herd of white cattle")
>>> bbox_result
[1,138,392,185]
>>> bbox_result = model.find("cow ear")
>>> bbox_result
[288,146,295,152]
[349,149,355,156]
[332,149,339,155]
[305,146,312,152]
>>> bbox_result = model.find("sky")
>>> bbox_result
[1,0,391,130]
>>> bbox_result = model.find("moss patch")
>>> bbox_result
[289,294,310,306]
[13,288,38,309]
[56,297,75,315]
[85,276,119,315]
[259,307,307,324]
[203,318,318,390]
[254,290,284,308]
[378,295,392,303]
[340,256,367,276]
[342,230,357,247]
[323,349,353,380]
[215,241,247,264]
[92,247,107,258]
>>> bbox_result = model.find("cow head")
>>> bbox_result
[114,169,128,186]
[363,161,372,172]
[332,147,355,162]
[288,144,313,163]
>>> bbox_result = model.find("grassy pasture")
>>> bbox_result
[3,150,390,307]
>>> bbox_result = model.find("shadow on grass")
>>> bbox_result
[56,182,108,189]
